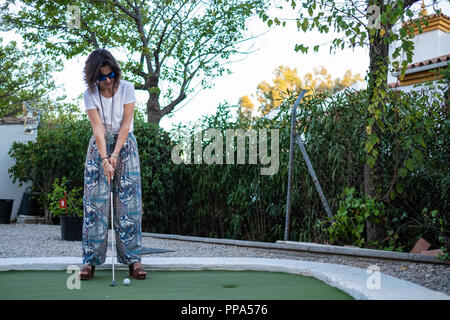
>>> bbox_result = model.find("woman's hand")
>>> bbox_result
[109,153,118,169]
[102,158,115,186]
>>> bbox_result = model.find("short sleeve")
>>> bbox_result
[124,81,136,104]
[83,90,97,110]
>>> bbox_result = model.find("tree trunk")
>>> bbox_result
[44,204,51,225]
[365,2,390,243]
[146,89,162,125]
[147,108,162,125]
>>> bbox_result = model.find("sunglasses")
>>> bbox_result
[98,71,116,82]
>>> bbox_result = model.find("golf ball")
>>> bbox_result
[123,278,131,286]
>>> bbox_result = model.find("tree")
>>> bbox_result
[0,39,62,117]
[237,95,254,121]
[260,0,440,241]
[238,65,363,119]
[0,0,270,125]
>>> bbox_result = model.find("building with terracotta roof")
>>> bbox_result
[388,2,450,92]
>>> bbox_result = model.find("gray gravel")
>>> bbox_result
[0,223,448,296]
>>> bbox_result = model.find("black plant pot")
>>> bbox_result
[60,216,83,241]
[18,190,41,216]
[0,200,14,224]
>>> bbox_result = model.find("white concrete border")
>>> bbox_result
[143,232,447,264]
[0,257,448,300]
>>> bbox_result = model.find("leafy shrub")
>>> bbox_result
[322,187,385,248]
[8,117,91,222]
[47,176,83,217]
[133,119,176,233]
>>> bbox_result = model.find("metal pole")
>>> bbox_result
[295,135,334,222]
[110,186,116,287]
[284,90,306,241]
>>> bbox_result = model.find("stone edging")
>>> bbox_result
[142,232,448,265]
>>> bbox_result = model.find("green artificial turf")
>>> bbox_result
[0,269,354,300]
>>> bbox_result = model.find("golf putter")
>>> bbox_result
[110,179,116,287]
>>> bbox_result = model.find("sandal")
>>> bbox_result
[79,265,95,280]
[129,262,147,280]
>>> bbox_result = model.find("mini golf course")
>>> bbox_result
[0,269,353,300]
[0,257,448,300]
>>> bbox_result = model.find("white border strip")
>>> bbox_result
[143,232,446,264]
[0,257,448,300]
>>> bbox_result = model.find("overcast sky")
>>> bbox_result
[1,0,448,132]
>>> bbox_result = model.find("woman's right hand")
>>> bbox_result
[102,158,115,186]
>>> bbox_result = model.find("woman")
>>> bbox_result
[78,49,146,280]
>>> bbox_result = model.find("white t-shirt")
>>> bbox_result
[83,79,136,134]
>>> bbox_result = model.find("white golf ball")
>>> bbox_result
[123,278,131,286]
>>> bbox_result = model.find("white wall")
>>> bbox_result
[0,124,37,221]
[388,23,450,84]
[411,28,449,63]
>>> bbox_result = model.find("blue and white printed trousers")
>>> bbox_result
[82,132,143,266]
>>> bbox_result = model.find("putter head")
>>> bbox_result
[110,281,116,287]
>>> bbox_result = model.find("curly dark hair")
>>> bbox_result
[83,49,122,94]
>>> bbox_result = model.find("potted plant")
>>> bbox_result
[47,177,83,241]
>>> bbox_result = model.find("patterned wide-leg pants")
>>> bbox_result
[82,132,143,266]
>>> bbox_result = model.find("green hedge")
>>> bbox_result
[8,87,448,258]
[164,87,448,257]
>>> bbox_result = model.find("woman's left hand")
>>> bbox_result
[109,153,119,169]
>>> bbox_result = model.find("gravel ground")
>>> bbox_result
[0,223,448,296]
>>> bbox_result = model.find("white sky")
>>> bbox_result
[1,0,448,132]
